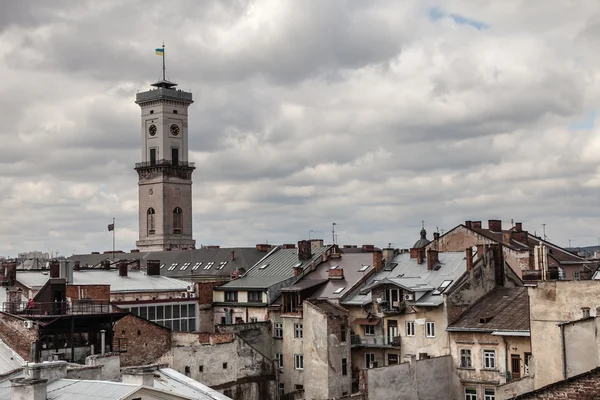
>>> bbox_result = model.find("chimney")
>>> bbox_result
[488,220,502,232]
[491,244,505,286]
[515,222,523,232]
[6,262,16,287]
[122,369,154,387]
[433,232,440,241]
[472,221,482,229]
[133,260,141,270]
[282,244,296,249]
[49,261,60,279]
[503,231,512,244]
[231,251,235,261]
[382,248,396,265]
[476,244,484,258]
[322,252,328,262]
[73,261,81,271]
[427,249,439,271]
[310,239,324,249]
[10,378,47,400]
[293,266,303,277]
[24,361,68,383]
[118,261,128,277]
[362,244,375,252]
[102,260,110,270]
[146,260,160,276]
[512,230,529,246]
[328,267,344,280]
[298,240,312,261]
[255,244,270,252]
[465,247,473,271]
[373,250,383,272]
[465,220,472,229]
[416,249,424,265]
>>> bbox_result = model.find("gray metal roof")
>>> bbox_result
[218,246,332,290]
[0,338,23,375]
[342,252,467,307]
[68,247,269,280]
[46,379,140,399]
[16,270,191,293]
[154,368,231,400]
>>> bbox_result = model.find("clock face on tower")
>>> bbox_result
[170,124,180,136]
[148,124,157,136]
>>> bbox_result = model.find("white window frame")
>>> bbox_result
[426,321,435,338]
[406,321,415,336]
[274,323,283,338]
[225,291,238,302]
[294,354,304,370]
[365,353,375,368]
[483,350,496,369]
[294,323,303,339]
[275,353,283,368]
[465,387,477,400]
[460,349,472,368]
[484,388,495,400]
[364,324,375,336]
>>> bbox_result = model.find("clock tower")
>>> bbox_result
[134,76,196,251]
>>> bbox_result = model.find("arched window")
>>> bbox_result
[173,207,182,234]
[147,208,155,235]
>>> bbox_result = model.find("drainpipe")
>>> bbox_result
[100,330,106,355]
[502,336,509,382]
[560,324,567,379]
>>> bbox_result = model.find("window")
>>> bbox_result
[406,321,415,336]
[168,263,178,271]
[198,365,203,372]
[294,384,304,391]
[364,325,375,335]
[432,280,453,295]
[150,148,156,166]
[249,317,258,323]
[386,288,400,304]
[426,322,435,337]
[387,320,398,344]
[460,349,472,368]
[483,350,496,369]
[341,325,347,342]
[388,354,399,365]
[484,388,495,400]
[524,352,532,376]
[180,262,190,271]
[173,109,177,114]
[222,362,227,369]
[334,287,345,294]
[294,323,303,338]
[365,353,375,368]
[192,262,202,270]
[276,353,283,368]
[248,291,262,302]
[217,261,227,270]
[173,207,182,234]
[279,383,284,396]
[465,387,477,400]
[342,358,348,375]
[294,354,304,370]
[574,271,581,280]
[150,110,154,114]
[147,208,155,235]
[274,323,283,338]
[203,262,214,270]
[359,264,369,272]
[184,366,190,375]
[225,291,238,302]
[171,147,179,165]
[582,307,590,318]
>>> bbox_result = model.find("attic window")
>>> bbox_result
[217,262,227,270]
[479,316,494,324]
[334,287,345,294]
[160,264,165,269]
[192,262,202,270]
[330,265,339,270]
[359,265,369,272]
[203,262,214,270]
[383,262,397,271]
[259,263,269,270]
[180,262,191,271]
[432,280,453,295]
[168,263,178,271]
[433,265,442,271]
[294,262,302,268]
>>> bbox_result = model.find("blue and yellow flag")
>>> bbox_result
[155,48,164,56]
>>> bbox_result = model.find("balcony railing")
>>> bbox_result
[351,334,401,348]
[378,300,406,314]
[135,159,195,169]
[2,300,112,316]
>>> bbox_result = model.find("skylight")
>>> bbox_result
[192,262,202,271]
[168,263,178,271]
[329,265,339,270]
[203,262,214,270]
[180,262,191,271]
[334,287,345,294]
[432,280,453,296]
[217,261,227,270]
[359,265,369,272]
[259,263,269,269]
[160,264,165,269]
[294,262,302,268]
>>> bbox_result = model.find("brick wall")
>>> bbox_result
[197,281,224,304]
[515,367,600,399]
[66,285,110,301]
[113,314,171,367]
[0,313,37,360]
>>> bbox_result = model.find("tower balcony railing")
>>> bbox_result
[2,300,112,316]
[135,159,195,169]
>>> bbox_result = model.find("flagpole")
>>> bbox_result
[112,218,115,260]
[162,42,165,81]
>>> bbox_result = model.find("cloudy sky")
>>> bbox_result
[2,0,600,257]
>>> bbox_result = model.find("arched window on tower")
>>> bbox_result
[147,208,155,235]
[173,207,183,234]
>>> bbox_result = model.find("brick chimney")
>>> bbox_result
[476,244,484,258]
[328,268,344,280]
[465,220,472,229]
[491,243,505,286]
[293,266,303,276]
[472,221,482,229]
[118,261,128,277]
[362,244,375,252]
[433,232,440,241]
[427,249,439,271]
[373,250,383,272]
[488,219,502,232]
[10,378,48,400]
[310,239,324,249]
[49,261,60,278]
[382,248,396,265]
[146,260,160,276]
[256,244,271,252]
[231,250,235,261]
[512,230,529,246]
[282,244,296,249]
[6,262,16,287]
[515,222,523,232]
[298,240,312,261]
[416,248,425,265]
[465,247,473,271]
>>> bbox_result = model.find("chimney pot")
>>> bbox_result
[298,240,312,261]
[472,221,482,229]
[373,250,383,272]
[515,222,523,232]
[427,249,439,271]
[416,249,425,265]
[488,220,502,232]
[433,232,440,241]
[465,247,473,271]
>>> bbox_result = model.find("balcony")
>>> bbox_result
[2,300,112,316]
[378,300,406,314]
[351,334,401,348]
[134,159,196,170]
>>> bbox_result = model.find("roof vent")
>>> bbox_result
[479,316,494,324]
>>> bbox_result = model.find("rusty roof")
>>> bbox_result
[306,298,348,318]
[447,287,530,332]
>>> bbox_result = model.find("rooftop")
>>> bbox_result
[447,287,530,332]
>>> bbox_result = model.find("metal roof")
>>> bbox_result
[0,338,23,375]
[16,270,190,293]
[218,246,332,290]
[342,251,467,307]
[154,368,231,400]
[303,253,374,299]
[46,379,140,399]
